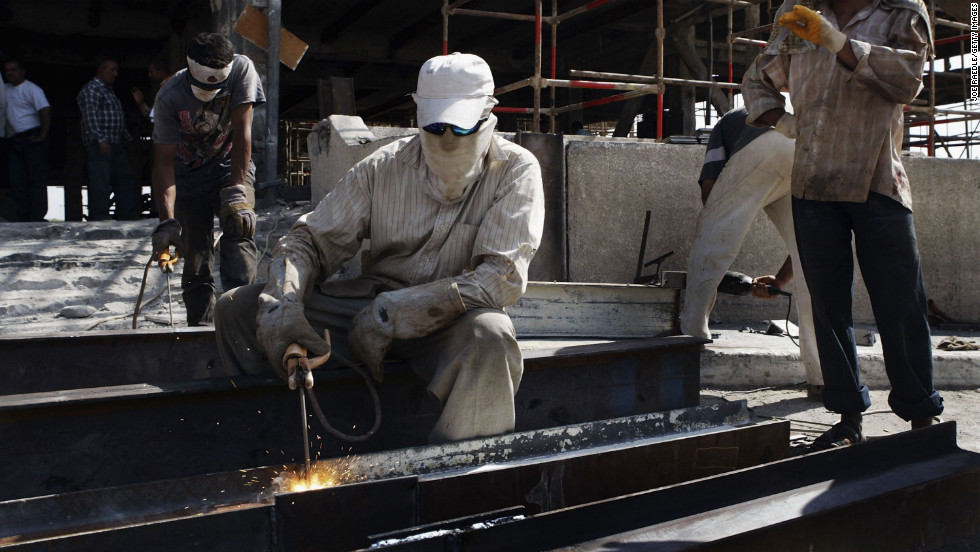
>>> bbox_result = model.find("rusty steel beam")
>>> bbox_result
[0,335,701,503]
[1,406,778,550]
[368,423,980,552]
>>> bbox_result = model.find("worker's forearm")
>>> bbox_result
[38,107,52,139]
[230,138,251,188]
[759,108,786,128]
[835,40,859,71]
[774,255,793,287]
[152,163,177,220]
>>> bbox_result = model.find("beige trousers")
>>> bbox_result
[215,282,523,444]
[680,131,822,385]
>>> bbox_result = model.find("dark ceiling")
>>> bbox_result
[0,0,972,135]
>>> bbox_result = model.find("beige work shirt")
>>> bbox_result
[742,0,930,209]
[288,133,545,310]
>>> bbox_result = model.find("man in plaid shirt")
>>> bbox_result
[77,56,140,220]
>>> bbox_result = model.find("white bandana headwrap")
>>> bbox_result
[186,56,233,102]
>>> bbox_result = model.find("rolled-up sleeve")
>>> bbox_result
[741,55,789,127]
[845,12,929,104]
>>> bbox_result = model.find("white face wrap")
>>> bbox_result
[419,113,497,204]
[187,56,232,102]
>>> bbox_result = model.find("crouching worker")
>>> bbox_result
[215,53,545,444]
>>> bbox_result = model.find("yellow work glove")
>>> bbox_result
[779,5,847,54]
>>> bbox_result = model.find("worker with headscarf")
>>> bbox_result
[742,0,943,449]
[215,52,545,444]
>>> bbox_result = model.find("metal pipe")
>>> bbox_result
[731,24,773,39]
[934,34,968,47]
[657,0,664,139]
[494,77,535,96]
[264,0,281,193]
[936,17,970,31]
[451,8,541,22]
[555,89,652,115]
[555,0,620,24]
[569,70,739,89]
[442,0,449,55]
[928,0,936,156]
[727,0,734,107]
[534,0,542,131]
[550,0,557,133]
[707,4,714,126]
[545,78,663,92]
[704,0,753,6]
[733,36,768,47]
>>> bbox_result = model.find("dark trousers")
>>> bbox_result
[8,132,47,222]
[792,193,943,421]
[84,142,140,220]
[175,181,258,326]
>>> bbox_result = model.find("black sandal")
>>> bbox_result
[812,420,864,450]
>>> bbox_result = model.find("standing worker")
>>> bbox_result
[150,32,265,326]
[77,55,140,221]
[3,58,50,222]
[215,52,545,444]
[742,0,943,448]
[681,106,822,398]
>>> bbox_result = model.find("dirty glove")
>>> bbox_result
[219,184,256,238]
[255,249,330,382]
[151,218,182,263]
[779,5,847,54]
[349,279,466,382]
[774,112,797,139]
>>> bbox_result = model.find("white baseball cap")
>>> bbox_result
[413,52,494,129]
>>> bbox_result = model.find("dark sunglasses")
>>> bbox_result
[423,118,487,137]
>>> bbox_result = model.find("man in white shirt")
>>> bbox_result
[4,58,51,222]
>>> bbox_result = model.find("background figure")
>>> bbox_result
[132,59,173,123]
[151,33,264,326]
[570,120,592,136]
[77,55,139,220]
[742,0,943,448]
[4,58,50,222]
[681,106,821,395]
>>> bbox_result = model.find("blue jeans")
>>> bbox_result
[85,142,139,220]
[174,176,258,326]
[792,193,943,421]
[8,132,48,222]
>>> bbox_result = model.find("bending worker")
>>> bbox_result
[680,106,821,397]
[215,53,545,444]
[742,0,943,448]
[151,33,265,326]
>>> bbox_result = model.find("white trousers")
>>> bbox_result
[680,131,822,385]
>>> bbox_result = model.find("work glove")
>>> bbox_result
[774,113,797,139]
[219,184,256,239]
[779,5,847,54]
[151,218,183,269]
[349,279,466,382]
[255,246,331,383]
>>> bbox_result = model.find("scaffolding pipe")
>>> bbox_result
[928,0,936,156]
[449,8,540,22]
[657,0,664,139]
[534,0,542,131]
[569,69,738,90]
[936,17,970,31]
[555,0,620,24]
[728,1,734,107]
[263,0,281,193]
[731,24,773,39]
[442,0,449,55]
[555,89,652,115]
[707,4,714,126]
[733,36,768,47]
[495,77,536,96]
[934,34,969,46]
[551,0,557,133]
[547,79,663,92]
